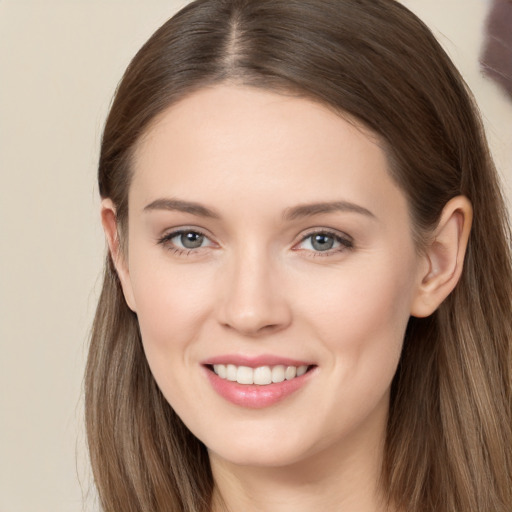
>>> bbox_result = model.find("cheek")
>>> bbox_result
[289,262,416,440]
[305,264,413,334]
[128,252,215,352]
[127,260,217,411]
[298,256,417,379]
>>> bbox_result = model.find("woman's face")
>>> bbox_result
[116,85,428,469]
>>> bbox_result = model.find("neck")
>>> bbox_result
[210,416,390,512]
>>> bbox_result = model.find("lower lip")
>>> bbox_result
[204,367,314,409]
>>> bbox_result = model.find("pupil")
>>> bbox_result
[181,232,204,249]
[312,234,334,251]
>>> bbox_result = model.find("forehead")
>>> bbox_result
[135,85,381,162]
[130,85,408,225]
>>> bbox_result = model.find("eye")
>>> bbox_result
[296,230,353,254]
[174,231,207,249]
[158,229,214,253]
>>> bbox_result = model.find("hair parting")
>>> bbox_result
[86,1,512,510]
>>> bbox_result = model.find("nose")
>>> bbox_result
[216,246,292,337]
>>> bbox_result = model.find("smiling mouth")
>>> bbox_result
[208,364,313,385]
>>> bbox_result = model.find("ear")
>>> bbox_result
[101,198,137,312]
[410,196,472,318]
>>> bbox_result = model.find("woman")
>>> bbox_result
[85,0,512,511]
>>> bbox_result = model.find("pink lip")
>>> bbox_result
[202,354,313,368]
[202,363,316,409]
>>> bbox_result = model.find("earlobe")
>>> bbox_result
[100,199,137,312]
[410,196,472,318]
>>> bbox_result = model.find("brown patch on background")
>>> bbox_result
[480,0,512,99]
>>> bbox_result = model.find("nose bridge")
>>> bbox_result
[218,241,291,336]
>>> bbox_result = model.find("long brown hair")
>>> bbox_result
[85,1,512,510]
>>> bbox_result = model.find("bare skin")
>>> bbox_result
[102,85,472,512]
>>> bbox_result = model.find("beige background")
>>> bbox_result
[0,1,510,511]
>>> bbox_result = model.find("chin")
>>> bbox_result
[209,442,310,469]
[203,422,329,470]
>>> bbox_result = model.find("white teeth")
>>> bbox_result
[285,366,297,380]
[213,364,227,379]
[236,366,254,385]
[226,364,237,381]
[297,365,308,377]
[271,365,285,383]
[212,363,310,385]
[254,366,272,385]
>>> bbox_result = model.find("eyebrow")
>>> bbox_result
[143,198,220,218]
[143,197,375,221]
[283,201,376,221]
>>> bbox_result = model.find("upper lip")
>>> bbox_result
[201,354,314,368]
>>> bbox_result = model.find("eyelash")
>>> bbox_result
[157,228,213,256]
[156,228,354,257]
[295,229,354,257]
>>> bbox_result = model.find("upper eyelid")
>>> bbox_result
[156,226,353,248]
[158,226,213,241]
[293,230,354,256]
[296,227,353,243]
[157,229,215,254]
